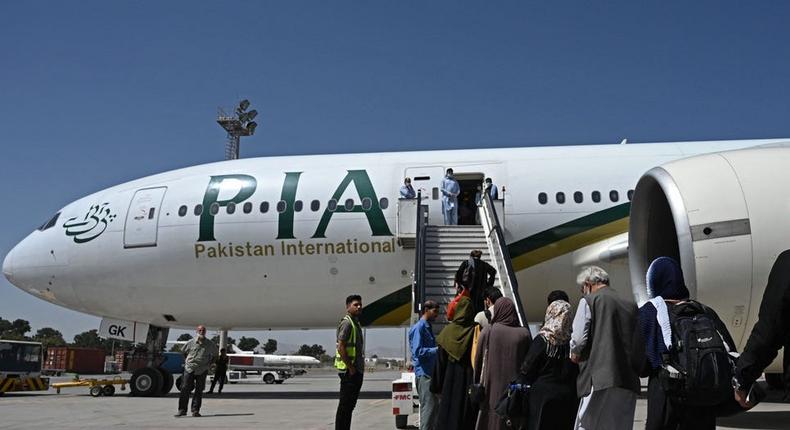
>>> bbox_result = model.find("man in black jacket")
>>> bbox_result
[454,249,496,314]
[735,249,790,407]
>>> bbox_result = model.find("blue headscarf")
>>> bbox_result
[639,257,690,369]
[646,256,690,301]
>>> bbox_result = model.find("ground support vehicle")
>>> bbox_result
[0,339,50,395]
[392,372,419,429]
[51,376,128,397]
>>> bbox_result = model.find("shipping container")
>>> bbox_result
[44,347,106,374]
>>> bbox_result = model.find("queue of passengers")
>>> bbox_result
[409,257,779,430]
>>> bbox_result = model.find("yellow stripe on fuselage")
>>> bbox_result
[511,217,629,272]
[370,302,411,326]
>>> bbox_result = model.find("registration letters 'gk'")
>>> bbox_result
[108,325,127,337]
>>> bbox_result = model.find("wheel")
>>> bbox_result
[395,414,408,429]
[263,373,275,384]
[765,373,784,390]
[90,385,103,397]
[130,367,163,397]
[274,380,284,384]
[157,368,174,395]
[102,385,115,396]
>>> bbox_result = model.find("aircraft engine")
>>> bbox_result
[628,145,790,358]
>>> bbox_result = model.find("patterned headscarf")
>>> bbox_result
[538,300,572,358]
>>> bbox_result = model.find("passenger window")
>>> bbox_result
[627,189,634,201]
[294,200,303,212]
[260,202,269,213]
[556,192,565,204]
[243,202,252,214]
[344,199,355,211]
[538,192,547,205]
[362,197,372,211]
[311,200,320,212]
[276,201,287,213]
[178,205,187,217]
[328,199,338,212]
[194,204,203,216]
[226,202,236,214]
[591,191,601,203]
[610,190,619,202]
[209,203,220,215]
[574,191,583,204]
[379,197,389,210]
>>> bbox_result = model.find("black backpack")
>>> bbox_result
[660,300,734,406]
[461,260,476,288]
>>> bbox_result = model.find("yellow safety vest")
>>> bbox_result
[334,315,359,371]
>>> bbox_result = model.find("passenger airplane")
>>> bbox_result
[4,138,790,394]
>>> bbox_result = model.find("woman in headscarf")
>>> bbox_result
[474,297,532,430]
[432,296,478,430]
[518,299,579,430]
[639,256,737,430]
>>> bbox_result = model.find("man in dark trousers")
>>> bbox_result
[570,266,644,429]
[735,249,790,407]
[176,325,217,417]
[454,249,497,313]
[208,348,228,394]
[334,294,364,430]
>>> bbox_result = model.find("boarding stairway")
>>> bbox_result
[398,191,527,335]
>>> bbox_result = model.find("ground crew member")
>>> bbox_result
[176,325,217,417]
[400,177,416,199]
[409,300,440,430]
[335,294,365,430]
[208,348,228,394]
[441,168,460,225]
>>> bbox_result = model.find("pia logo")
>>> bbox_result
[63,203,117,244]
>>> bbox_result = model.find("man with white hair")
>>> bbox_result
[569,266,644,430]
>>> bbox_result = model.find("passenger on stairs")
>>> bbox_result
[454,250,497,314]
[432,296,478,430]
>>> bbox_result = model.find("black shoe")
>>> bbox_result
[192,412,202,417]
[174,412,186,418]
[207,390,213,393]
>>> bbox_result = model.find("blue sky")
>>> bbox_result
[2,2,790,352]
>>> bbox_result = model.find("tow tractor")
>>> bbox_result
[391,372,419,429]
[0,339,50,395]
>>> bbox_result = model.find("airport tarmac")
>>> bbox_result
[1,368,789,429]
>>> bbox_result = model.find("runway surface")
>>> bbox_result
[1,369,788,429]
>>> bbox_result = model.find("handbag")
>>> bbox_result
[494,381,530,424]
[467,329,490,407]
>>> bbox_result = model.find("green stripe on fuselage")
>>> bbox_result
[367,203,631,326]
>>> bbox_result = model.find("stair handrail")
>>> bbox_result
[480,192,527,328]
[413,190,428,315]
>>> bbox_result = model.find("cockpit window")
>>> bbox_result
[38,212,61,231]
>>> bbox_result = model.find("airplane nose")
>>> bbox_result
[2,246,15,284]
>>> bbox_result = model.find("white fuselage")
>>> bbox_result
[2,139,777,333]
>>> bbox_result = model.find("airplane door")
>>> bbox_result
[405,166,446,225]
[124,187,167,248]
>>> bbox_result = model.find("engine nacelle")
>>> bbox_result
[629,146,790,356]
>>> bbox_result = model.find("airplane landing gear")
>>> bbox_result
[127,325,174,397]
[130,367,163,397]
